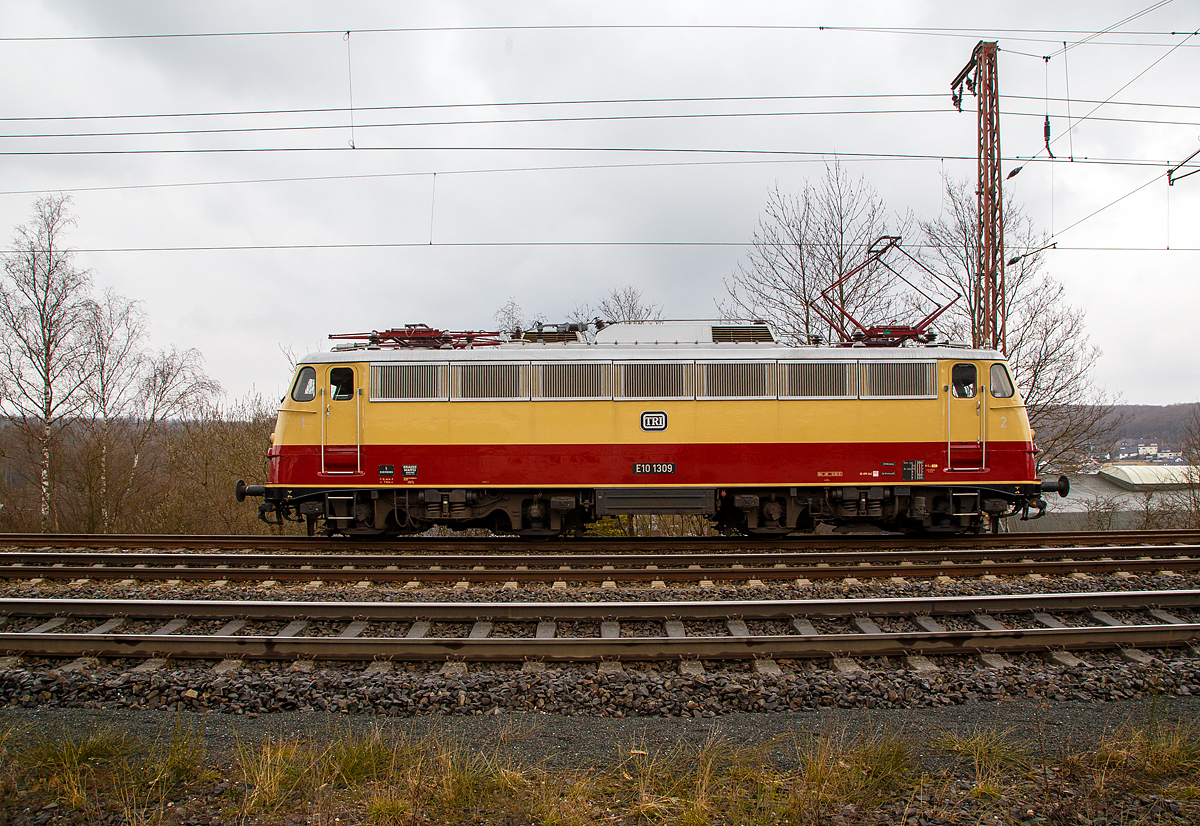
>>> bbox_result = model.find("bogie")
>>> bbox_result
[257,481,1038,538]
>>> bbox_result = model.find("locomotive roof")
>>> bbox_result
[300,323,1003,364]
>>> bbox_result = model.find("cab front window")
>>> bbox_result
[990,363,1015,398]
[291,366,317,402]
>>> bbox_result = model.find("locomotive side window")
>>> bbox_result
[951,363,976,398]
[330,367,355,400]
[291,366,317,402]
[990,363,1015,398]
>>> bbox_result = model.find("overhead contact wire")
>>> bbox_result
[3,91,1198,126]
[6,106,1200,141]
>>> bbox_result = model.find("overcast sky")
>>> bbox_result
[0,1,1197,405]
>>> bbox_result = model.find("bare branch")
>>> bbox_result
[720,163,909,344]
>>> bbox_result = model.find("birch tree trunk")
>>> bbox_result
[0,195,94,533]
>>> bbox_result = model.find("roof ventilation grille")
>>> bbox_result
[711,325,774,343]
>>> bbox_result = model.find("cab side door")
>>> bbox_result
[321,365,362,475]
[946,361,984,470]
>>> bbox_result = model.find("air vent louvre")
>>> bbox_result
[370,364,447,400]
[533,363,609,399]
[522,329,580,343]
[699,362,774,398]
[711,325,774,343]
[861,361,937,398]
[452,363,528,400]
[780,362,857,399]
[616,362,693,399]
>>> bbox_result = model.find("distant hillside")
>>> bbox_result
[1107,403,1199,449]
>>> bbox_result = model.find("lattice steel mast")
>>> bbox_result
[952,41,1006,355]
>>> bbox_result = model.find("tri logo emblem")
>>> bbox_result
[640,411,667,432]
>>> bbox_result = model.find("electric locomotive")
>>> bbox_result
[236,320,1067,537]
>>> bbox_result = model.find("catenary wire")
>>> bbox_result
[0,109,971,139]
[1051,173,1166,239]
[0,24,1196,47]
[2,92,1198,125]
[1050,0,1176,56]
[6,106,1200,141]
[1049,28,1198,152]
[0,158,893,197]
[0,146,1186,169]
[3,242,1193,254]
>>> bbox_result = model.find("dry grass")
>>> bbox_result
[1068,718,1200,811]
[933,726,1030,799]
[233,727,525,819]
[0,718,23,751]
[20,725,139,809]
[779,729,913,824]
[934,726,1030,774]
[236,736,313,810]
[145,718,208,789]
[1094,722,1200,781]
[7,719,207,821]
[4,718,1200,824]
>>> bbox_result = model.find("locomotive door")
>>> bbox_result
[320,365,362,475]
[946,362,985,471]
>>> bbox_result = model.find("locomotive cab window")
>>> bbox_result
[990,363,1015,398]
[329,367,355,400]
[291,366,317,402]
[951,363,976,398]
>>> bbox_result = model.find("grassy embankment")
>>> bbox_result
[2,716,1200,824]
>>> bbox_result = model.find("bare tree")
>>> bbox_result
[594,285,663,323]
[498,287,659,339]
[0,195,95,531]
[1165,403,1200,528]
[156,392,282,534]
[59,289,221,532]
[918,178,1122,472]
[79,289,147,532]
[1080,493,1122,531]
[721,163,908,344]
[493,299,548,338]
[493,299,525,337]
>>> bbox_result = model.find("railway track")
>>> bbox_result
[1,591,1198,665]
[1,529,1198,552]
[3,543,1198,585]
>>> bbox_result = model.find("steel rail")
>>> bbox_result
[1,543,1197,569]
[2,626,1198,663]
[0,529,1198,552]
[3,591,1198,662]
[5,556,1200,583]
[3,590,1198,621]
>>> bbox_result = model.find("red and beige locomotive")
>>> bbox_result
[237,320,1067,537]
